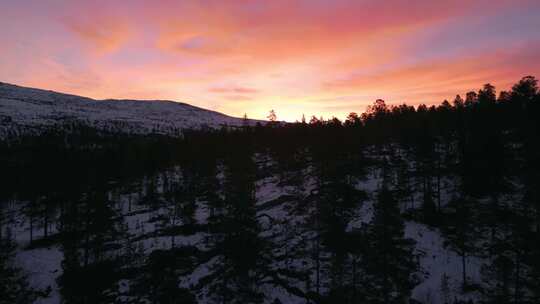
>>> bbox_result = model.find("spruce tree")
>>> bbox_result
[364,185,419,303]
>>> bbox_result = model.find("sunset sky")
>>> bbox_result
[1,0,539,121]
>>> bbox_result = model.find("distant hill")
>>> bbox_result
[0,82,260,139]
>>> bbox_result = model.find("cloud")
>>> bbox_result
[323,43,540,105]
[223,95,254,101]
[209,86,259,94]
[62,14,132,55]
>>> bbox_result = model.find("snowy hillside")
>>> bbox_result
[0,82,257,139]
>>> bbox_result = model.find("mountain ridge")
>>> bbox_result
[0,82,259,139]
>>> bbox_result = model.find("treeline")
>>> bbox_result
[0,123,186,201]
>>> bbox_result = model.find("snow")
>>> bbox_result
[259,283,306,304]
[179,256,219,290]
[256,176,285,205]
[0,82,261,139]
[15,246,63,304]
[406,221,483,304]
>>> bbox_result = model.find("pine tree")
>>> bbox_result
[131,249,196,304]
[202,147,268,303]
[444,196,477,292]
[440,273,451,304]
[267,109,277,123]
[58,190,124,303]
[364,185,419,303]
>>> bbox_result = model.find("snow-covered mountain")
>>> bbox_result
[0,82,257,139]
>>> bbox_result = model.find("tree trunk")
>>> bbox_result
[44,206,48,238]
[171,203,178,248]
[84,232,90,267]
[437,156,441,213]
[383,226,389,304]
[352,254,357,302]
[461,249,467,291]
[306,270,311,304]
[503,261,510,302]
[514,250,521,304]
[0,207,3,241]
[315,233,320,296]
[84,208,90,267]
[59,201,64,232]
[314,174,321,298]
[30,212,33,244]
[423,168,427,204]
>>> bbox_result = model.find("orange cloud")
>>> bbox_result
[223,95,254,101]
[325,44,540,101]
[209,86,259,94]
[63,14,132,55]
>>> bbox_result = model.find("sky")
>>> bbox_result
[1,0,539,121]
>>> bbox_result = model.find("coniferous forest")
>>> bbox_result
[1,76,540,303]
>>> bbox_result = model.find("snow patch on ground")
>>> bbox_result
[406,221,483,304]
[15,246,63,304]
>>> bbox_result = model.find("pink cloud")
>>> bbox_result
[63,15,132,55]
[209,86,259,94]
[324,43,540,106]
[223,95,254,101]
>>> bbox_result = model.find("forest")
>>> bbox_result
[1,75,539,304]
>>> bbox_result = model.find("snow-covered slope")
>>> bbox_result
[0,82,257,139]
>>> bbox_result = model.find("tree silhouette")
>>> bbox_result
[267,109,277,122]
